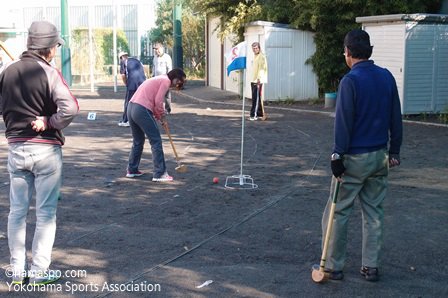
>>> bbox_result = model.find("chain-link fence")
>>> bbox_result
[12,3,154,87]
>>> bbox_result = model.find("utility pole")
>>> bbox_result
[173,0,183,68]
[113,0,117,92]
[61,0,72,86]
[88,4,94,92]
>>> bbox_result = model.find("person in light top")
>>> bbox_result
[249,42,267,121]
[125,68,186,181]
[152,43,173,114]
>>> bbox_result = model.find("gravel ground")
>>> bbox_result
[0,85,447,297]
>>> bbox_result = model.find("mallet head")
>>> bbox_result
[312,269,329,283]
[311,264,329,283]
[175,163,187,172]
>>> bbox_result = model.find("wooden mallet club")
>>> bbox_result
[164,123,187,173]
[312,180,340,283]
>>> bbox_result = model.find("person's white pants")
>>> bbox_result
[7,142,62,274]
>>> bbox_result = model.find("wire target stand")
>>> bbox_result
[225,68,258,190]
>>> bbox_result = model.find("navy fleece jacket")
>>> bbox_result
[334,60,402,155]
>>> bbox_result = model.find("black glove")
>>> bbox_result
[331,159,346,178]
[389,153,400,166]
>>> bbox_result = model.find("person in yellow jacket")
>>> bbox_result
[250,42,267,121]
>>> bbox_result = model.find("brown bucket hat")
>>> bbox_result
[27,21,66,50]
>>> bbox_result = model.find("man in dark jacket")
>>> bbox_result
[0,20,79,285]
[118,51,146,126]
[320,29,403,282]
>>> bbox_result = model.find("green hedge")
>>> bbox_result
[196,0,443,94]
[263,0,443,94]
[71,27,130,75]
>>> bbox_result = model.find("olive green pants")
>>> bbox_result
[322,149,389,271]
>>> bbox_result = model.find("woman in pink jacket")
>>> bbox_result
[126,68,186,181]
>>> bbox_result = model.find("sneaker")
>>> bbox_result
[152,174,173,182]
[119,121,130,127]
[360,266,379,282]
[324,269,344,280]
[249,117,257,121]
[126,171,143,178]
[12,276,26,285]
[11,262,28,284]
[29,269,61,286]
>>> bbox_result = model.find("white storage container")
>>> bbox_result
[244,21,318,101]
[357,14,448,114]
[206,19,318,101]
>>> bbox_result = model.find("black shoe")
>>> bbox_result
[324,269,344,280]
[360,266,379,282]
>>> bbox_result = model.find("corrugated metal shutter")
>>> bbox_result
[46,7,61,30]
[405,23,437,113]
[265,27,317,101]
[292,29,318,100]
[23,7,61,32]
[121,5,138,57]
[435,24,448,112]
[265,28,293,100]
[362,17,448,114]
[70,6,89,29]
[23,7,44,26]
[95,5,113,27]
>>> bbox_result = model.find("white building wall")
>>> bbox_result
[207,19,318,99]
[293,28,318,100]
[265,26,318,101]
[223,37,241,94]
[363,23,406,110]
[207,17,222,89]
[207,17,241,92]
[360,14,448,114]
[245,22,318,101]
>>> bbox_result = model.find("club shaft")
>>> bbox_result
[165,124,180,163]
[319,181,340,272]
[0,42,15,60]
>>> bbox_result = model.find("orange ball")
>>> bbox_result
[213,177,218,184]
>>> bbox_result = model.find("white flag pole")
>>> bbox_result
[239,69,246,184]
[225,46,257,189]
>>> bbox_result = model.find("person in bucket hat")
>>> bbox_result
[27,21,66,49]
[0,20,78,286]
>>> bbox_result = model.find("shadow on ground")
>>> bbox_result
[0,88,447,297]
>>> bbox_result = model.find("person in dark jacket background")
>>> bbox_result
[0,20,78,285]
[118,51,146,127]
[320,29,403,282]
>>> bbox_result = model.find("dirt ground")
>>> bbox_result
[0,85,447,297]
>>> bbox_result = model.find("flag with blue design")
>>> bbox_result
[224,41,247,76]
